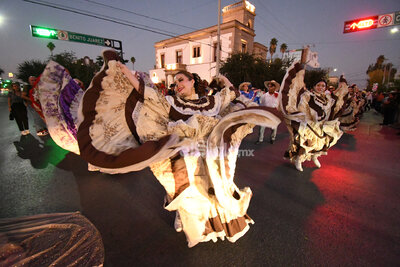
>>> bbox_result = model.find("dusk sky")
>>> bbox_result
[1,0,399,87]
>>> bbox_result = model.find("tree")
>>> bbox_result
[16,60,47,83]
[264,58,290,84]
[220,52,267,88]
[376,55,385,68]
[220,52,292,89]
[367,69,384,90]
[130,56,136,69]
[47,42,56,56]
[16,51,101,87]
[269,38,278,62]
[280,43,288,59]
[49,51,76,70]
[50,51,101,88]
[366,55,397,91]
[0,67,4,77]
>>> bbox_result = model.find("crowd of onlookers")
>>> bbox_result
[7,70,399,137]
[152,77,400,134]
[372,90,400,126]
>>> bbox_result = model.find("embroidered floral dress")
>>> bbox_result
[339,94,362,131]
[37,50,281,247]
[279,61,349,165]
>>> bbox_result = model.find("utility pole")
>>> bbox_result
[382,64,386,85]
[216,0,221,76]
[387,64,392,86]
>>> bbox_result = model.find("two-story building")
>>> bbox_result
[149,0,267,86]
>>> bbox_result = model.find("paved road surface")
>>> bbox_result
[1,95,399,266]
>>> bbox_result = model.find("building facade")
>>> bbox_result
[149,0,266,85]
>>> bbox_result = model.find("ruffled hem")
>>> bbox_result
[37,61,82,154]
[164,185,253,247]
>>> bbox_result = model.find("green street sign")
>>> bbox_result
[30,25,122,50]
[395,12,400,25]
[67,32,105,46]
[31,25,58,39]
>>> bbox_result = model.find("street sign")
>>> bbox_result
[378,14,394,27]
[343,16,378,33]
[343,11,399,33]
[30,25,122,50]
[394,12,400,25]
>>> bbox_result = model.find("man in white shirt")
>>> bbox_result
[256,80,280,144]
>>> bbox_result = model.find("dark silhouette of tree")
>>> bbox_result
[50,51,100,88]
[220,52,293,89]
[280,43,288,59]
[47,42,56,56]
[130,56,136,69]
[269,38,278,62]
[220,52,265,88]
[366,55,397,91]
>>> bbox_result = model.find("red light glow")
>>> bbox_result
[343,16,378,33]
[350,19,374,30]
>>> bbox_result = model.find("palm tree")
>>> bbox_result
[47,42,55,56]
[376,55,385,68]
[269,38,278,62]
[130,56,136,69]
[280,43,288,59]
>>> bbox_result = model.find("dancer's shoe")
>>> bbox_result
[295,158,303,172]
[312,155,321,168]
[174,212,183,232]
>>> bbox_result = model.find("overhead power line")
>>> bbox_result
[253,0,299,44]
[23,0,231,53]
[83,0,206,32]
[48,1,185,37]
[82,0,231,43]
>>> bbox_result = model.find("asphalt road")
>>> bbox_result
[1,95,399,266]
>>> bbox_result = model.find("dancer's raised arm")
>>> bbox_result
[117,62,140,91]
[217,74,233,89]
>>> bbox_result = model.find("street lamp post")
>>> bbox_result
[216,0,221,76]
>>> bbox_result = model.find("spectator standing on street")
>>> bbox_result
[239,82,254,100]
[8,83,29,135]
[381,92,397,125]
[167,83,176,96]
[256,80,280,144]
[366,91,373,111]
[22,76,48,136]
[375,92,385,113]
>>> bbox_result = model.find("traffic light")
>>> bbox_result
[30,25,58,39]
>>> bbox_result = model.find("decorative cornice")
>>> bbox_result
[154,20,255,48]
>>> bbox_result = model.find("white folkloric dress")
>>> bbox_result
[339,94,362,131]
[279,61,349,165]
[37,50,281,247]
